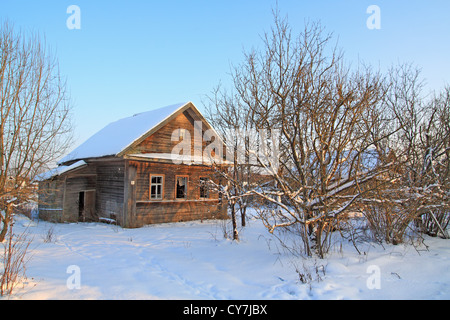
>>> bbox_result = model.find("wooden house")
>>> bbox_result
[37,102,228,227]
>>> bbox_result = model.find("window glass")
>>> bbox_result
[150,175,163,200]
[176,176,187,199]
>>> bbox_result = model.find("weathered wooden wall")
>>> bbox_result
[128,109,210,156]
[127,160,227,227]
[131,161,218,201]
[63,175,96,222]
[95,160,125,223]
[134,200,225,226]
[38,179,65,222]
[38,158,227,227]
[38,160,125,223]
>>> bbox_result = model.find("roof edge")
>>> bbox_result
[116,101,192,157]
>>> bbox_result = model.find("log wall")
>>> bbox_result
[95,160,125,223]
[128,160,227,227]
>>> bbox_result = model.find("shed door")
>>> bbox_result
[79,190,96,221]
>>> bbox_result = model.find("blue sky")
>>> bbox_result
[1,1,449,149]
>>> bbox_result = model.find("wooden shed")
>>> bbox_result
[37,102,228,227]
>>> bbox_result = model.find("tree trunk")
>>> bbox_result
[0,205,12,242]
[240,204,246,227]
[230,201,239,241]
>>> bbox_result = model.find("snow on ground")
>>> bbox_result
[3,212,450,300]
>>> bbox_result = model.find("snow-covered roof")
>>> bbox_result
[59,102,190,164]
[35,160,87,181]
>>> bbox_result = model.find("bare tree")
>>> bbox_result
[1,223,32,297]
[208,12,397,257]
[419,86,450,237]
[0,22,73,241]
[205,84,262,241]
[381,65,449,240]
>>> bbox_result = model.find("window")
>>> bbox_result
[199,177,209,198]
[176,176,188,199]
[150,175,164,200]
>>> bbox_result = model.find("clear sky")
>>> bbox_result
[1,1,449,150]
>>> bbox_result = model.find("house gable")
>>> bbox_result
[120,102,226,164]
[123,107,202,154]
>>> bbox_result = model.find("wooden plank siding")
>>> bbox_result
[63,175,97,221]
[126,160,226,227]
[94,159,126,224]
[135,200,224,226]
[127,110,207,155]
[38,179,66,222]
[38,164,97,223]
[38,158,226,227]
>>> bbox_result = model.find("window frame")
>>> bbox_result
[175,175,189,200]
[199,177,210,199]
[149,174,164,201]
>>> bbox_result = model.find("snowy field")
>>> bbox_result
[4,212,450,300]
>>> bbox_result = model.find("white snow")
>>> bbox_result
[35,160,87,182]
[3,212,450,300]
[58,102,189,164]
